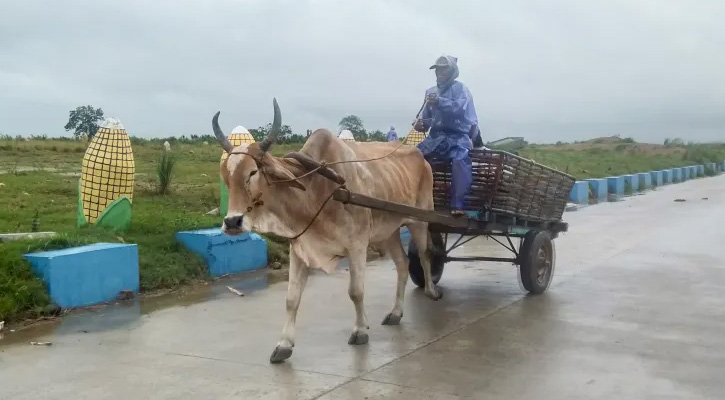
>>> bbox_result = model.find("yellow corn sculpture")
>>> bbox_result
[403,127,427,146]
[220,125,255,163]
[338,129,356,142]
[77,118,135,230]
[220,126,256,216]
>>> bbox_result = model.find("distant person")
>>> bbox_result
[415,55,481,215]
[386,126,398,142]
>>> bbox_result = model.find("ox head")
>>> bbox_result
[213,99,306,236]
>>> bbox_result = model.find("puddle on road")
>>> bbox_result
[0,237,517,347]
[0,268,287,348]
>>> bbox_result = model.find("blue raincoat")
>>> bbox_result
[386,127,398,141]
[417,56,480,210]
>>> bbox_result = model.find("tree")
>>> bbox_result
[250,123,293,143]
[279,124,293,140]
[339,115,368,142]
[285,134,307,144]
[249,126,266,142]
[64,105,104,140]
[368,130,386,142]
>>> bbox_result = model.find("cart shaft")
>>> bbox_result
[332,188,568,235]
[332,188,469,227]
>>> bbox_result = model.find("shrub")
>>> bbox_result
[156,151,177,195]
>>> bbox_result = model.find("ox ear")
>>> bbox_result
[265,163,306,191]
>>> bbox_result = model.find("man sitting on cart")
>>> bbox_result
[415,55,481,216]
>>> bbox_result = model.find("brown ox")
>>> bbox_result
[214,99,440,364]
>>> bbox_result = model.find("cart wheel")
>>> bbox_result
[408,232,445,288]
[519,231,555,294]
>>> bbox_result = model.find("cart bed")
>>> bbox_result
[430,149,575,222]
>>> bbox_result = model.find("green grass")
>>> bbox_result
[1,135,723,322]
[514,141,725,179]
[0,138,298,322]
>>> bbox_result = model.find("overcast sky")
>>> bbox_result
[1,0,723,143]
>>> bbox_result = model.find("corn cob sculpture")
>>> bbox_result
[77,118,134,230]
[338,129,356,142]
[403,127,427,146]
[220,126,256,216]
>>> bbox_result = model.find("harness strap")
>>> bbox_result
[288,183,344,240]
[227,140,408,240]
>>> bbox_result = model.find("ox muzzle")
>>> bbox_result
[223,214,244,232]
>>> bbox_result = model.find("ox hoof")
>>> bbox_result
[381,313,402,326]
[425,287,443,301]
[348,331,369,346]
[269,346,293,364]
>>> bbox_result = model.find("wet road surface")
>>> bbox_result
[1,175,724,399]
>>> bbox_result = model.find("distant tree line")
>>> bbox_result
[338,115,386,142]
[50,104,393,145]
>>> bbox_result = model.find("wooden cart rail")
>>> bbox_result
[431,149,576,222]
[332,188,568,237]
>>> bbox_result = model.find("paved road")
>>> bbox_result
[1,175,724,399]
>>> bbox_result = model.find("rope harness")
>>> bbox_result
[227,139,408,240]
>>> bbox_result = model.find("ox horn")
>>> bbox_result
[259,98,281,153]
[212,111,234,153]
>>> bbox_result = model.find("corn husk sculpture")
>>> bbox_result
[403,127,427,146]
[338,129,355,142]
[220,126,256,216]
[77,118,134,230]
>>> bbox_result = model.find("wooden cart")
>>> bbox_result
[290,148,575,294]
[333,149,574,294]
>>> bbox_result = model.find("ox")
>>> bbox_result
[213,99,441,363]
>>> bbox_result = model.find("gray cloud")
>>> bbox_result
[1,0,723,142]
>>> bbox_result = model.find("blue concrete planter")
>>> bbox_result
[176,228,268,277]
[400,227,412,247]
[650,171,663,187]
[672,168,682,183]
[568,181,589,204]
[24,243,139,309]
[586,179,608,202]
[636,173,651,190]
[662,170,672,184]
[623,174,639,195]
[691,165,699,178]
[607,176,625,198]
[681,167,689,180]
[705,163,716,175]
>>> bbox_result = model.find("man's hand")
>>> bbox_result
[426,93,438,106]
[414,119,425,131]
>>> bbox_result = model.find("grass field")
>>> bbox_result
[0,138,299,322]
[1,135,724,322]
[516,137,725,179]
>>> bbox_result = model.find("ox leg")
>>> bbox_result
[408,223,443,300]
[347,248,370,345]
[382,230,407,326]
[270,250,308,364]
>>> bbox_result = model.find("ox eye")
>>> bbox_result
[249,170,257,177]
